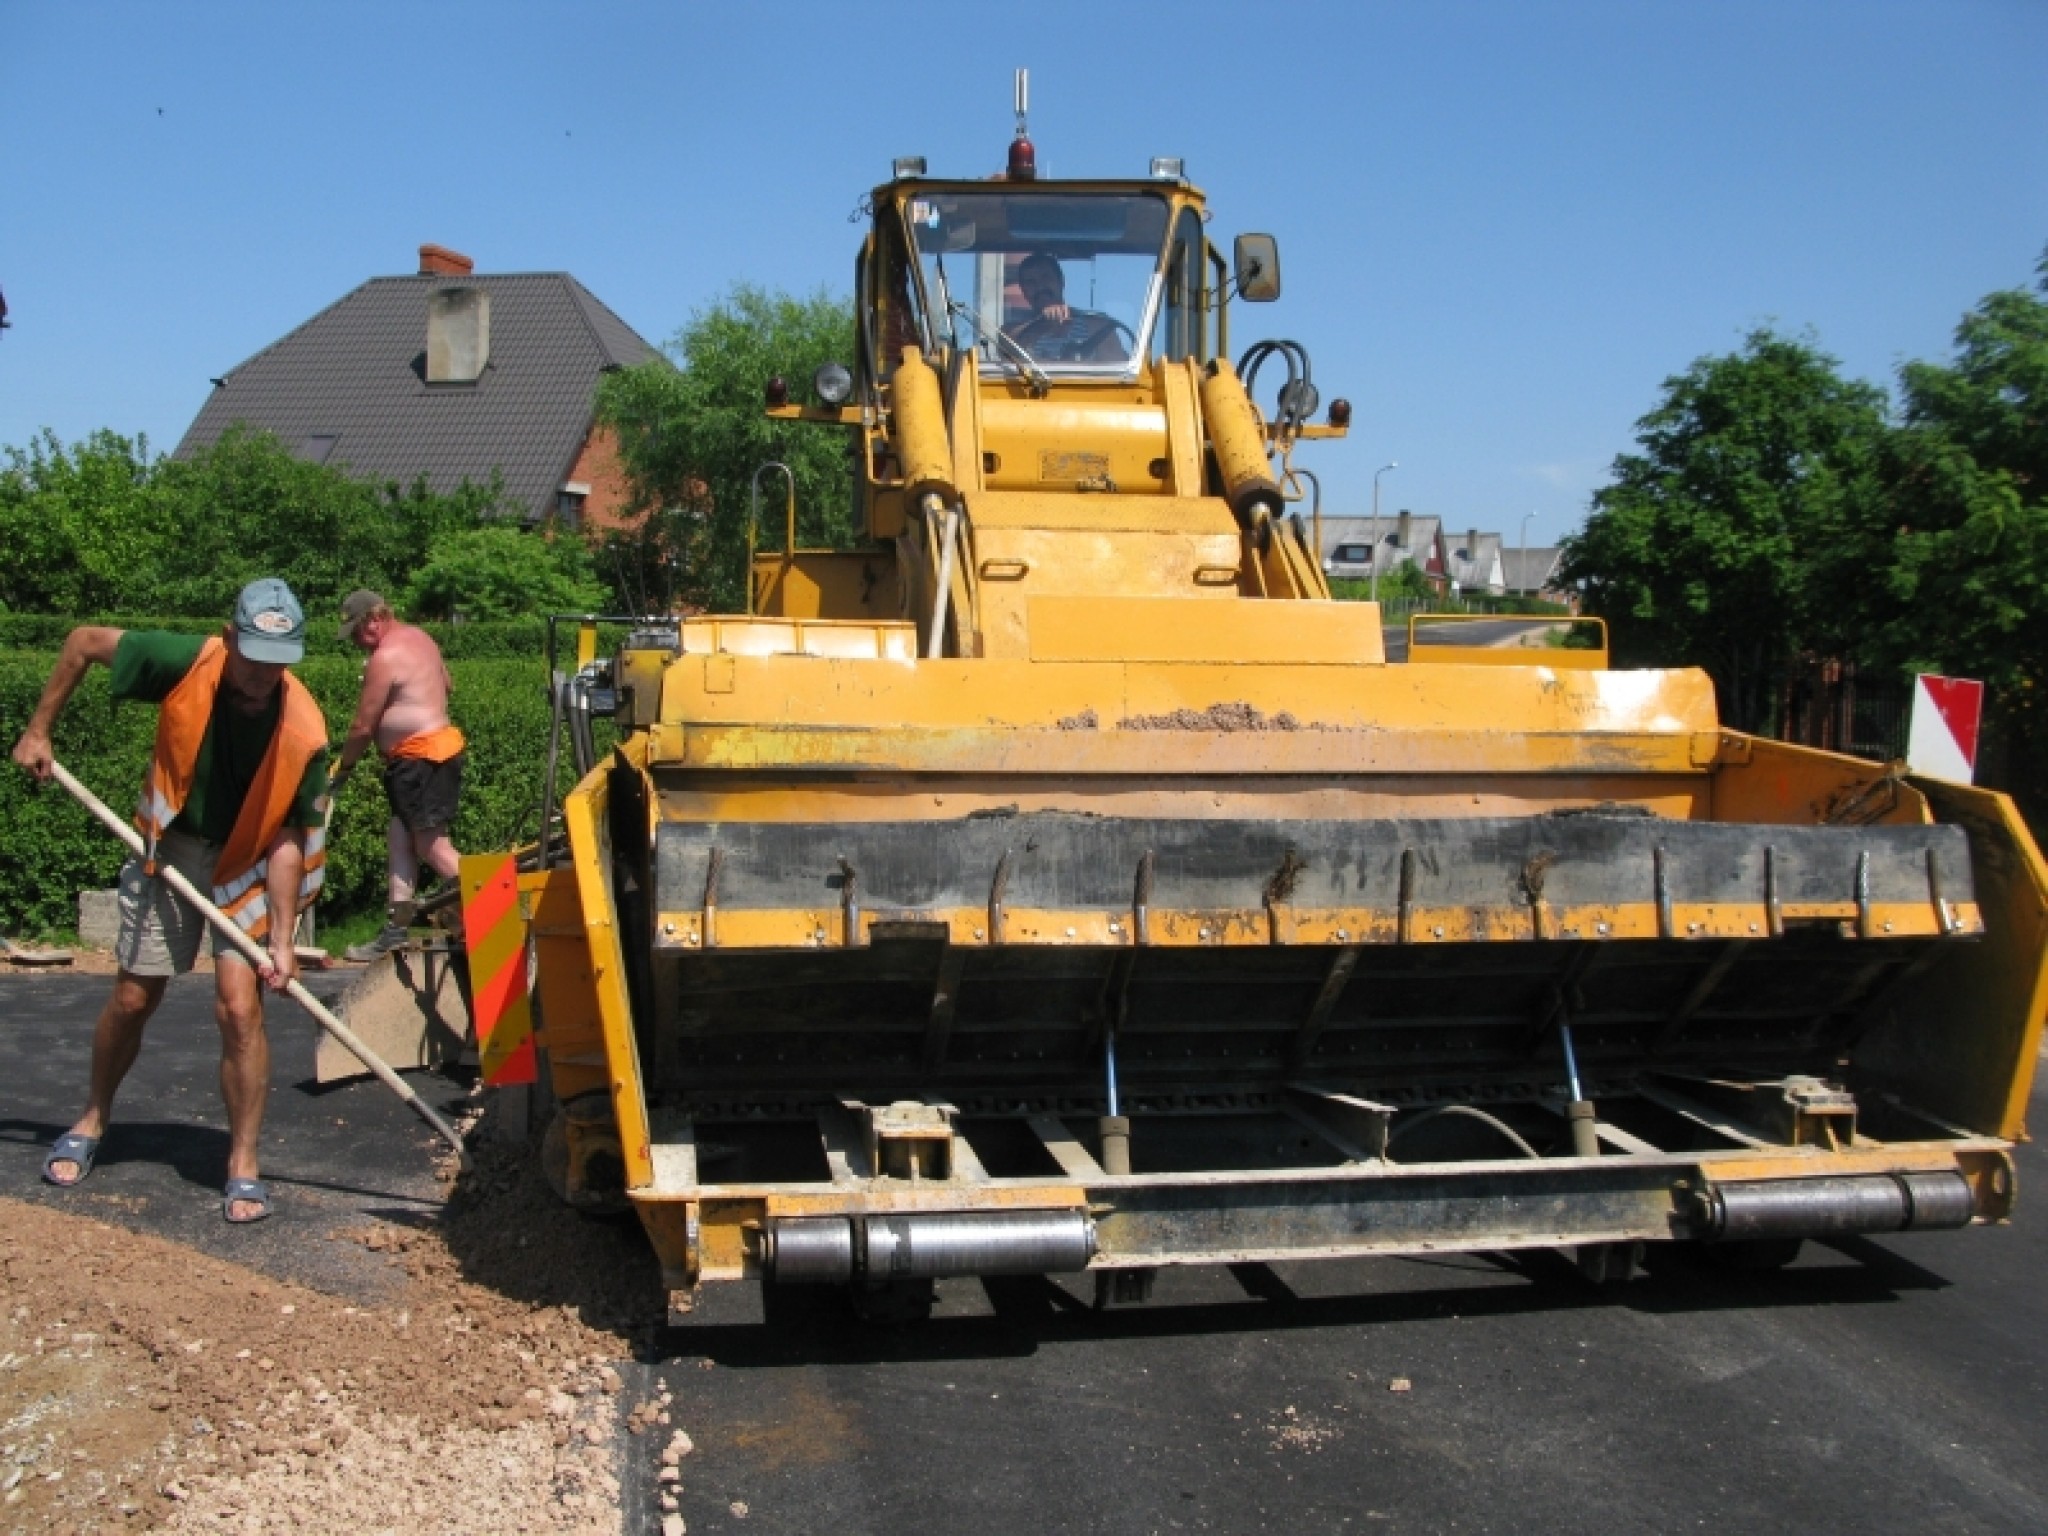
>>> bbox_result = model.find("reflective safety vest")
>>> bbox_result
[134,637,328,940]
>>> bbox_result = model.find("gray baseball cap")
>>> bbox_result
[233,577,306,664]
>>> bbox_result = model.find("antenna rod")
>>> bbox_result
[1014,68,1029,136]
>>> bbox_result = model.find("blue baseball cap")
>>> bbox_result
[233,577,307,664]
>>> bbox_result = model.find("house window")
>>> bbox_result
[556,480,591,529]
[302,434,339,465]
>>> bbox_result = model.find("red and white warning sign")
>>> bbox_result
[1906,673,1984,784]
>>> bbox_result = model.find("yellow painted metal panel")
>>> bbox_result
[965,491,1239,534]
[664,726,1707,777]
[1410,642,1611,671]
[514,864,612,1103]
[1026,595,1386,664]
[680,616,917,660]
[1710,735,1932,827]
[562,753,657,1192]
[1157,360,1205,496]
[1856,779,2048,1141]
[653,777,1711,827]
[651,900,1977,952]
[751,551,904,623]
[655,653,1718,737]
[980,397,1171,493]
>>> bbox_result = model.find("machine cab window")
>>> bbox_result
[899,190,1172,381]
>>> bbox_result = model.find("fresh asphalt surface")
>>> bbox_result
[6,972,2047,1534]
[1382,618,1564,663]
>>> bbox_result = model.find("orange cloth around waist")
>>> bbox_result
[383,725,466,763]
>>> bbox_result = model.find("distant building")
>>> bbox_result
[1319,512,1444,582]
[1437,527,1505,594]
[174,244,661,530]
[1500,545,1565,597]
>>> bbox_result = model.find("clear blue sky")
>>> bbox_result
[4,2,2043,546]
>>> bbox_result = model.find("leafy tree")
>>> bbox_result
[403,523,607,621]
[0,426,506,619]
[148,428,507,615]
[1557,330,1891,731]
[0,430,165,614]
[594,284,858,613]
[1826,254,2048,798]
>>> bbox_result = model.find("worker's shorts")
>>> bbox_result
[383,751,464,833]
[115,826,236,976]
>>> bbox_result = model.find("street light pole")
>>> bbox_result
[1518,510,1538,601]
[1370,461,1398,603]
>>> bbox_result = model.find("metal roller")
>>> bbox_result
[1895,1171,1979,1230]
[765,1210,1095,1283]
[766,1217,858,1282]
[864,1210,1096,1279]
[1702,1171,1976,1243]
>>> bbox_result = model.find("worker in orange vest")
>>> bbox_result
[10,579,329,1223]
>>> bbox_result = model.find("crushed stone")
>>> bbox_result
[0,1109,670,1534]
[1119,701,1303,732]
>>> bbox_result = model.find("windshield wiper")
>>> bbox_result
[946,298,1052,395]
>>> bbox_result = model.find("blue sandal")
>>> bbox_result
[41,1132,99,1188]
[223,1177,272,1224]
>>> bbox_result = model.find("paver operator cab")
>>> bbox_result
[475,96,2048,1325]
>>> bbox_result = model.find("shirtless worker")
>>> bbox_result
[10,579,328,1223]
[329,591,465,961]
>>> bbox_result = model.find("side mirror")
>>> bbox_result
[1234,234,1281,302]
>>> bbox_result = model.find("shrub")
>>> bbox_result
[0,651,556,935]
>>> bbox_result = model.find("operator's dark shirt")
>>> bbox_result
[109,632,328,842]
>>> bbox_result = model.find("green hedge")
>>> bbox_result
[0,652,557,935]
[0,614,568,661]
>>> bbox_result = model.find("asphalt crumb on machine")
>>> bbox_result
[0,1110,689,1535]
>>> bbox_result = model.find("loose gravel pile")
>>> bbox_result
[0,1113,671,1534]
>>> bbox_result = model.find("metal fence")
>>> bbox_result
[1776,659,1911,763]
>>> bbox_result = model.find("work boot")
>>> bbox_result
[344,900,417,962]
[344,924,408,962]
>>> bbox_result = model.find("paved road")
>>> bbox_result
[0,969,450,1301]
[6,972,2046,1534]
[1384,617,1571,663]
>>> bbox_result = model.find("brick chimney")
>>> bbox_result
[418,243,474,277]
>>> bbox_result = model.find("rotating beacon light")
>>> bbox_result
[1007,67,1037,181]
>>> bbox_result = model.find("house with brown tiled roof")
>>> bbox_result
[174,244,661,530]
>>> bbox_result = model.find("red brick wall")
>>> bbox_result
[564,425,636,533]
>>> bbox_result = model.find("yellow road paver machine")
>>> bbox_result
[472,104,2048,1324]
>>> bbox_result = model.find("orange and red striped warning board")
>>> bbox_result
[459,853,537,1086]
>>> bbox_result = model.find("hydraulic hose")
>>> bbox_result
[1386,1105,1542,1162]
